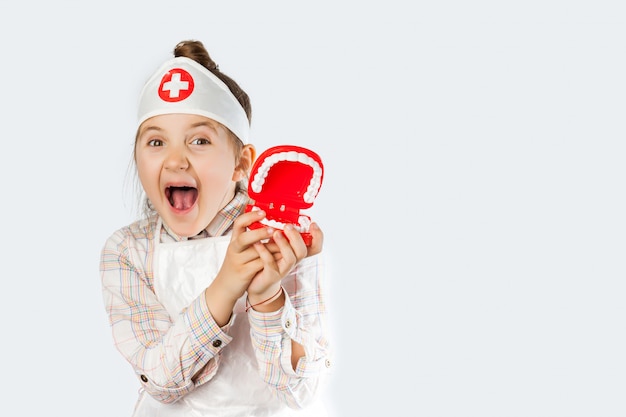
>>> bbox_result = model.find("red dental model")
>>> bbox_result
[245,145,324,246]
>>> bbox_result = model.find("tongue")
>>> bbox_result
[170,188,196,210]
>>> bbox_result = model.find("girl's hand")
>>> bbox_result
[246,224,309,303]
[220,210,279,297]
[305,222,324,257]
[255,221,325,262]
[205,210,273,324]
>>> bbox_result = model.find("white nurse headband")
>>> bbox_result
[137,56,250,144]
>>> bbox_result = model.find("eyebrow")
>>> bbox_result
[138,125,163,135]
[190,121,219,132]
[138,119,220,137]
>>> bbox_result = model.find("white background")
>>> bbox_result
[0,1,625,416]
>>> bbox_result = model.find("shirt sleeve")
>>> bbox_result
[100,229,233,404]
[247,254,333,409]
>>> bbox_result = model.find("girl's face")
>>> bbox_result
[135,113,244,237]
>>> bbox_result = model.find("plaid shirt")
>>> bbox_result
[100,189,332,408]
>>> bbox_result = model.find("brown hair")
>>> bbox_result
[174,39,252,124]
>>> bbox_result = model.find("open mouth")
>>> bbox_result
[165,186,198,211]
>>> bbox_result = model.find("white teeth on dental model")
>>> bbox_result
[251,150,322,203]
[249,206,310,232]
[298,215,311,231]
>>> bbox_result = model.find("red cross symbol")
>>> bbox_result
[158,68,195,102]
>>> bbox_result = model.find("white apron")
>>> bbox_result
[131,220,326,417]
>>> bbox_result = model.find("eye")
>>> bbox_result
[147,139,164,147]
[191,137,211,145]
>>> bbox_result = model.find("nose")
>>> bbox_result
[164,146,189,171]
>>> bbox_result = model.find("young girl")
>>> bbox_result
[100,40,332,417]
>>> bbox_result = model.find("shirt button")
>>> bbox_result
[212,339,222,348]
[140,375,148,383]
[284,319,292,329]
[325,359,332,368]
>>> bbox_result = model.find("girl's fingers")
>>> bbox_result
[253,240,274,262]
[230,210,277,250]
[281,225,307,261]
[306,222,324,256]
[232,210,265,234]
[272,228,300,275]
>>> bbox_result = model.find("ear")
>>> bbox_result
[232,144,256,182]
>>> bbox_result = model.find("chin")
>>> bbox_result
[164,212,205,238]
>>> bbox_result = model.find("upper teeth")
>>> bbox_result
[251,150,322,203]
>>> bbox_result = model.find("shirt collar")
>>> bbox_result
[205,186,250,237]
